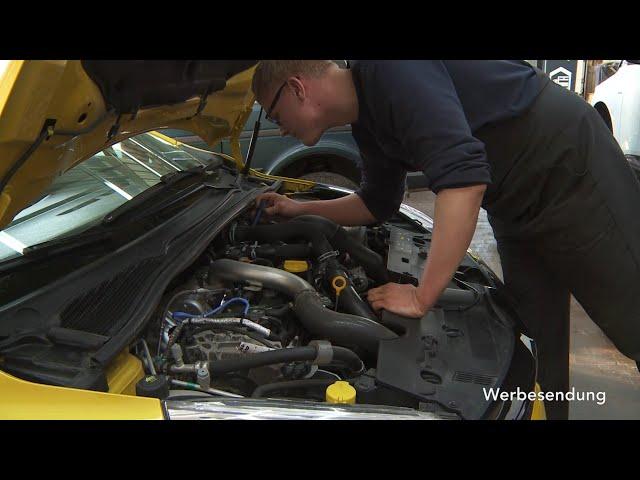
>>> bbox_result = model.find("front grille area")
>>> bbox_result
[453,371,496,386]
[60,257,163,336]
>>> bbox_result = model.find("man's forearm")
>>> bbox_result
[298,193,377,226]
[415,185,486,309]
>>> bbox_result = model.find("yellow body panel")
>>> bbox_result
[0,61,257,229]
[0,368,164,420]
[154,132,317,192]
[105,351,146,396]
[0,343,160,420]
[531,383,547,420]
[250,170,316,192]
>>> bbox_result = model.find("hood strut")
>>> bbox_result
[242,107,263,175]
[0,120,56,194]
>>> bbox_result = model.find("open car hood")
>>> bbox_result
[0,60,258,229]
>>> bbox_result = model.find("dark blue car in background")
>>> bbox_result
[160,103,362,189]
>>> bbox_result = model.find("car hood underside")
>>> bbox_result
[0,60,258,229]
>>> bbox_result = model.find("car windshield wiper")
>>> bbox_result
[12,161,228,261]
[102,159,225,225]
[159,163,209,185]
[162,157,225,184]
[0,230,110,274]
[18,173,208,258]
[21,228,111,258]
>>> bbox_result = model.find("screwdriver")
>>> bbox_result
[252,199,267,226]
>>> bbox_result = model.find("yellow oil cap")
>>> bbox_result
[283,260,309,273]
[326,381,356,404]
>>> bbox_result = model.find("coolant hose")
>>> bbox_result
[325,263,377,321]
[295,215,478,309]
[254,244,311,259]
[209,259,397,355]
[207,345,363,375]
[436,287,478,309]
[236,221,386,283]
[235,222,378,321]
[338,284,377,321]
[234,223,333,259]
[294,215,389,284]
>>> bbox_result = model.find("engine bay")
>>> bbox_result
[137,201,522,419]
[0,171,533,419]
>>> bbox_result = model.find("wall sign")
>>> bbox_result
[543,60,578,91]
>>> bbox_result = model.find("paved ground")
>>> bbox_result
[403,189,640,420]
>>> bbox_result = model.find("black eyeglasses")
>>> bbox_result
[265,81,287,125]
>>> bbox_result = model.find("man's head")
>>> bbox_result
[252,60,352,146]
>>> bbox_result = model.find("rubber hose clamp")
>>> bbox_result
[309,340,333,365]
[317,250,339,263]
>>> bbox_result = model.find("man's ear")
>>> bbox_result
[288,76,306,101]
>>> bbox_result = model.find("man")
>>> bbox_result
[252,60,640,419]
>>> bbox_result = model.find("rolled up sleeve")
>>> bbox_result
[355,153,407,223]
[369,61,492,194]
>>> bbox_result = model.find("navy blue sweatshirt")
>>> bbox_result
[348,60,549,222]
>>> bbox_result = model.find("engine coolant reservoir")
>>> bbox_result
[326,381,356,404]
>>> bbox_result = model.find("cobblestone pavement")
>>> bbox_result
[403,189,640,420]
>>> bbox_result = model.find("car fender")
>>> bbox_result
[592,64,640,157]
[617,66,640,156]
[265,138,361,176]
[592,72,624,137]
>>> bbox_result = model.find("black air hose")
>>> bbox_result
[294,215,389,284]
[325,263,377,321]
[296,215,478,309]
[253,244,312,259]
[235,223,333,259]
[208,345,363,375]
[235,222,378,320]
[209,259,397,355]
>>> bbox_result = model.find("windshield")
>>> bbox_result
[0,132,211,262]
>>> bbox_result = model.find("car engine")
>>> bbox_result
[134,203,518,420]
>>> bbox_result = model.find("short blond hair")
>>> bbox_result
[252,60,335,101]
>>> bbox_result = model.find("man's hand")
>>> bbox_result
[255,192,304,218]
[367,282,429,318]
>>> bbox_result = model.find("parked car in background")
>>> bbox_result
[591,60,640,172]
[162,104,432,191]
[162,58,431,191]
[161,60,363,190]
[161,104,362,189]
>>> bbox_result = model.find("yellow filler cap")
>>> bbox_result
[283,260,309,273]
[326,381,356,404]
[331,275,347,294]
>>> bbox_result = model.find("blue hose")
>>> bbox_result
[252,200,267,226]
[173,297,250,321]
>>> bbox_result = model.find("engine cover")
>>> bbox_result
[375,302,515,420]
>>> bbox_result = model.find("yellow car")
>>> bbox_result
[0,61,544,420]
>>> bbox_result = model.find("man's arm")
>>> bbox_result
[297,193,377,226]
[415,184,486,310]
[256,191,377,226]
[367,184,485,317]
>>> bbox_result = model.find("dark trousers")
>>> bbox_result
[477,81,640,420]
